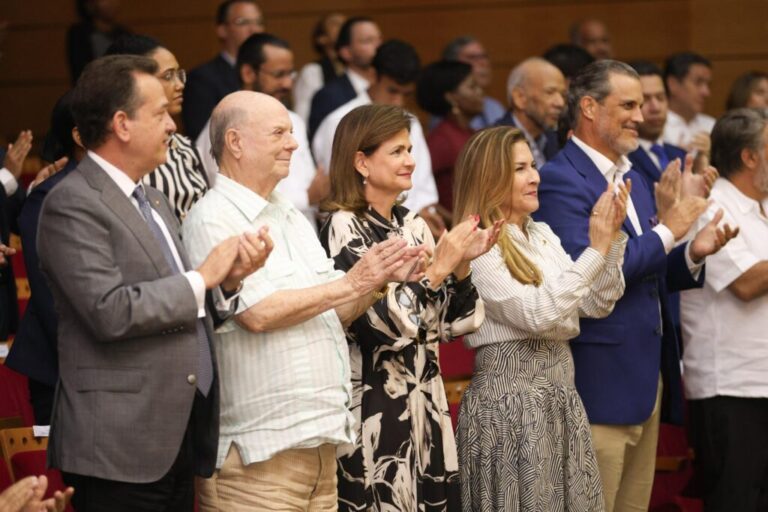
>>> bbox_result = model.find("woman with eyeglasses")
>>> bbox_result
[453,126,629,511]
[319,104,501,511]
[106,34,209,221]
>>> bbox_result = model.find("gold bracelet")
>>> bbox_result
[372,284,388,300]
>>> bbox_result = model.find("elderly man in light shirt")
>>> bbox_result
[682,108,768,512]
[183,90,422,511]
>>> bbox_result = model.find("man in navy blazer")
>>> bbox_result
[534,60,731,512]
[307,17,381,142]
[183,0,264,140]
[496,57,566,168]
[627,60,688,189]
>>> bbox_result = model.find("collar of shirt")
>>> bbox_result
[512,113,547,150]
[220,51,236,67]
[638,137,664,152]
[88,150,140,197]
[212,174,294,222]
[571,135,632,182]
[346,69,370,95]
[717,177,768,216]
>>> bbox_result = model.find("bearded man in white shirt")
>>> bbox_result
[682,107,768,512]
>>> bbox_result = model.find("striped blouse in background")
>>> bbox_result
[143,133,209,221]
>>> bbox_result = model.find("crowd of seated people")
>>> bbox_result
[1,1,766,511]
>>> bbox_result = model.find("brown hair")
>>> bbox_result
[453,126,543,286]
[322,104,412,214]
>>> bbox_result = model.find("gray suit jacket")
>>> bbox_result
[38,155,220,483]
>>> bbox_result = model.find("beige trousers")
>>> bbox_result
[590,376,663,512]
[196,444,338,511]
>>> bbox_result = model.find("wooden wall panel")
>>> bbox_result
[0,0,764,153]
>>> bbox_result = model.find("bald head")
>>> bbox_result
[210,90,297,196]
[210,91,287,163]
[507,58,566,133]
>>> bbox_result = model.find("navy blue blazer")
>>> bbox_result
[628,142,687,192]
[494,111,561,162]
[308,74,357,144]
[6,162,76,386]
[533,140,702,426]
[182,55,240,141]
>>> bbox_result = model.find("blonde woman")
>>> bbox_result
[454,126,629,511]
[320,104,501,511]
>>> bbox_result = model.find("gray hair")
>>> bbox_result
[505,57,550,105]
[567,59,638,128]
[442,35,477,61]
[711,108,768,178]
[209,104,248,164]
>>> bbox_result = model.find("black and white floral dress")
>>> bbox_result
[321,206,485,512]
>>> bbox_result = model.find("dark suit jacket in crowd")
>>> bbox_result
[308,73,357,144]
[534,140,703,427]
[628,142,689,333]
[6,161,77,387]
[0,150,24,341]
[628,142,688,192]
[495,111,561,162]
[182,54,240,141]
[38,156,221,482]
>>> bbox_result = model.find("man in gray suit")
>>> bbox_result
[37,54,271,511]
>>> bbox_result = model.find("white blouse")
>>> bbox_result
[466,218,627,348]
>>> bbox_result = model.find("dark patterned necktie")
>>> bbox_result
[132,185,213,396]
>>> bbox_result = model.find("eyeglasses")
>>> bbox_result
[259,69,297,81]
[231,17,264,28]
[158,68,187,85]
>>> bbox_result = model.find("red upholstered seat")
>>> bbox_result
[439,337,475,379]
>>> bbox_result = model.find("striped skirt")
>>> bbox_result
[456,340,604,512]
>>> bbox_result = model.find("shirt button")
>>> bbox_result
[187,374,197,385]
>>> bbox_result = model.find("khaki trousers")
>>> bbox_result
[590,376,663,512]
[196,444,338,511]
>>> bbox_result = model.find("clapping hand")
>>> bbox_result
[29,157,69,191]
[460,218,505,261]
[655,158,683,221]
[0,242,16,266]
[346,237,411,294]
[589,180,630,255]
[3,130,33,179]
[222,226,274,292]
[680,153,718,199]
[689,208,739,263]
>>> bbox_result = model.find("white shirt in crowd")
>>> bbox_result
[196,110,320,230]
[0,168,18,196]
[293,67,369,125]
[663,110,715,149]
[312,91,439,214]
[681,178,768,399]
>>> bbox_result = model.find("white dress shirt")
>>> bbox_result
[681,178,768,399]
[663,110,715,149]
[293,62,324,124]
[88,150,206,317]
[196,110,319,230]
[312,91,439,213]
[0,168,18,196]
[182,175,355,468]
